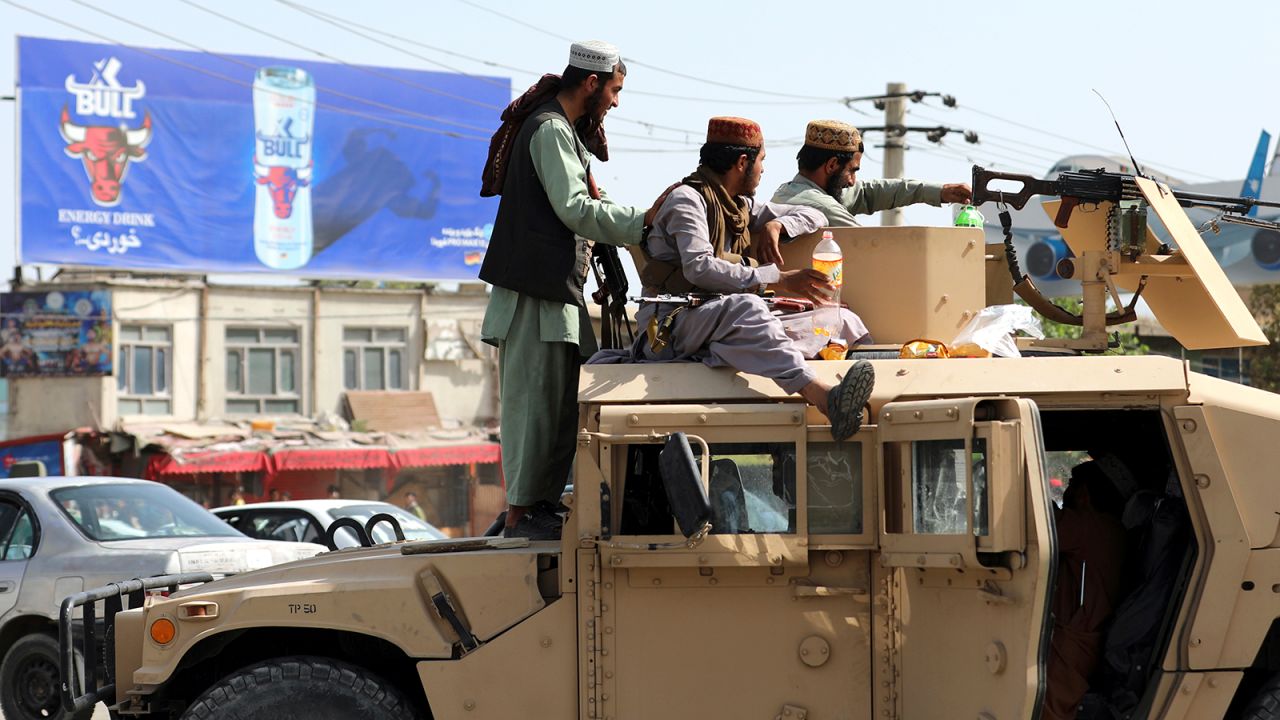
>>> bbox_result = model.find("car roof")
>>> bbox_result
[0,475,160,491]
[210,499,403,514]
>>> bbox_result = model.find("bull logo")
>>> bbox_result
[254,157,312,219]
[60,106,152,207]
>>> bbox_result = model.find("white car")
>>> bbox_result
[212,499,448,548]
[0,476,325,720]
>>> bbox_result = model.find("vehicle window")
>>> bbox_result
[808,442,863,534]
[620,442,797,535]
[328,505,446,542]
[52,484,243,541]
[4,512,34,560]
[911,438,988,535]
[0,501,20,544]
[246,513,318,543]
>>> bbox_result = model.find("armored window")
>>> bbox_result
[620,441,797,536]
[900,437,989,536]
[117,324,172,416]
[224,326,301,415]
[807,441,864,535]
[342,327,408,391]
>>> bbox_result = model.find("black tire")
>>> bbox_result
[1242,671,1280,720]
[179,656,420,720]
[0,632,92,720]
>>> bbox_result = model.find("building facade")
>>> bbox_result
[3,276,504,535]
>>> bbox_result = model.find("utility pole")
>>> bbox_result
[882,82,906,226]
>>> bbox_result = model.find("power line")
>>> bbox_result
[179,0,505,115]
[70,0,499,134]
[956,102,1223,182]
[453,0,844,103]
[1,0,490,141]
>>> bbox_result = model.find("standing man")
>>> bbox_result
[635,117,874,440]
[772,119,971,226]
[479,41,666,540]
[404,492,427,522]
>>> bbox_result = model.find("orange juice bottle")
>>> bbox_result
[812,230,842,340]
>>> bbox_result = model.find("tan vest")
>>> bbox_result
[635,167,757,295]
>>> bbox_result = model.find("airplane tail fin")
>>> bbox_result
[1243,129,1271,216]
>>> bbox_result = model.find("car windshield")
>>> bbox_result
[52,483,243,541]
[329,504,446,542]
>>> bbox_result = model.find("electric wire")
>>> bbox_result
[277,1,835,107]
[956,102,1222,182]
[453,0,844,103]
[69,0,498,133]
[1,0,490,141]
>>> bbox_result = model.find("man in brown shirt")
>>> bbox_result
[1043,461,1128,720]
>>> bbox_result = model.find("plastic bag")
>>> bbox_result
[951,304,1044,358]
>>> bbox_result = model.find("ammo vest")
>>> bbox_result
[636,175,757,295]
[479,101,594,307]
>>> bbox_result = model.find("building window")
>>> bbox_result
[343,327,407,391]
[117,324,172,415]
[225,327,301,414]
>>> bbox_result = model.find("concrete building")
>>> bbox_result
[3,275,505,535]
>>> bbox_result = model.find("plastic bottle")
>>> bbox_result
[811,230,843,342]
[954,204,985,228]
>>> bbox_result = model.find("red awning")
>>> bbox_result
[145,450,271,478]
[391,443,501,469]
[271,447,393,472]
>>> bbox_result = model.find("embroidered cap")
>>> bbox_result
[804,119,862,152]
[568,40,620,73]
[707,116,764,148]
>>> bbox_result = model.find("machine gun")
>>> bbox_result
[972,165,1278,351]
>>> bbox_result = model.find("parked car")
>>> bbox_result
[0,475,326,720]
[212,499,449,548]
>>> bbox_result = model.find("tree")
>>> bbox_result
[1245,283,1280,392]
[1025,296,1149,356]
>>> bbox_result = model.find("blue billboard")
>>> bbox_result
[18,37,505,280]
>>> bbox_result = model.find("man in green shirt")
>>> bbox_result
[478,40,665,540]
[771,119,972,227]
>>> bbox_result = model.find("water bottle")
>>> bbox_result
[811,230,843,342]
[954,204,985,228]
[253,66,315,270]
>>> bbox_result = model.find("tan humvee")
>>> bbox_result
[61,178,1280,720]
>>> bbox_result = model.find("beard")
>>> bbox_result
[824,172,848,199]
[583,84,609,122]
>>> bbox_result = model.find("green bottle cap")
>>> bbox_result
[954,204,985,228]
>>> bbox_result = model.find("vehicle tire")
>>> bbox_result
[0,632,92,720]
[1242,671,1280,720]
[179,656,420,720]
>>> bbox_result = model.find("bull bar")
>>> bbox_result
[58,573,214,715]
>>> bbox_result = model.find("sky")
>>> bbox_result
[0,0,1278,288]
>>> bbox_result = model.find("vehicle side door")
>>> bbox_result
[0,492,39,618]
[875,397,1054,719]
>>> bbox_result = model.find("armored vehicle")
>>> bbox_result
[61,174,1280,719]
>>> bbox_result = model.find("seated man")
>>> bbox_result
[1043,460,1127,720]
[633,116,874,440]
[772,119,971,226]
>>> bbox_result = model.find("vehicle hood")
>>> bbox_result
[96,538,326,575]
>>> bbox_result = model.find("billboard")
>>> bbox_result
[18,37,505,280]
[0,290,113,377]
[0,434,67,478]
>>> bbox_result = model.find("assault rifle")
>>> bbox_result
[590,244,634,350]
[972,165,1280,351]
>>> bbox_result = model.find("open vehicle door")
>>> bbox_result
[876,397,1055,719]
